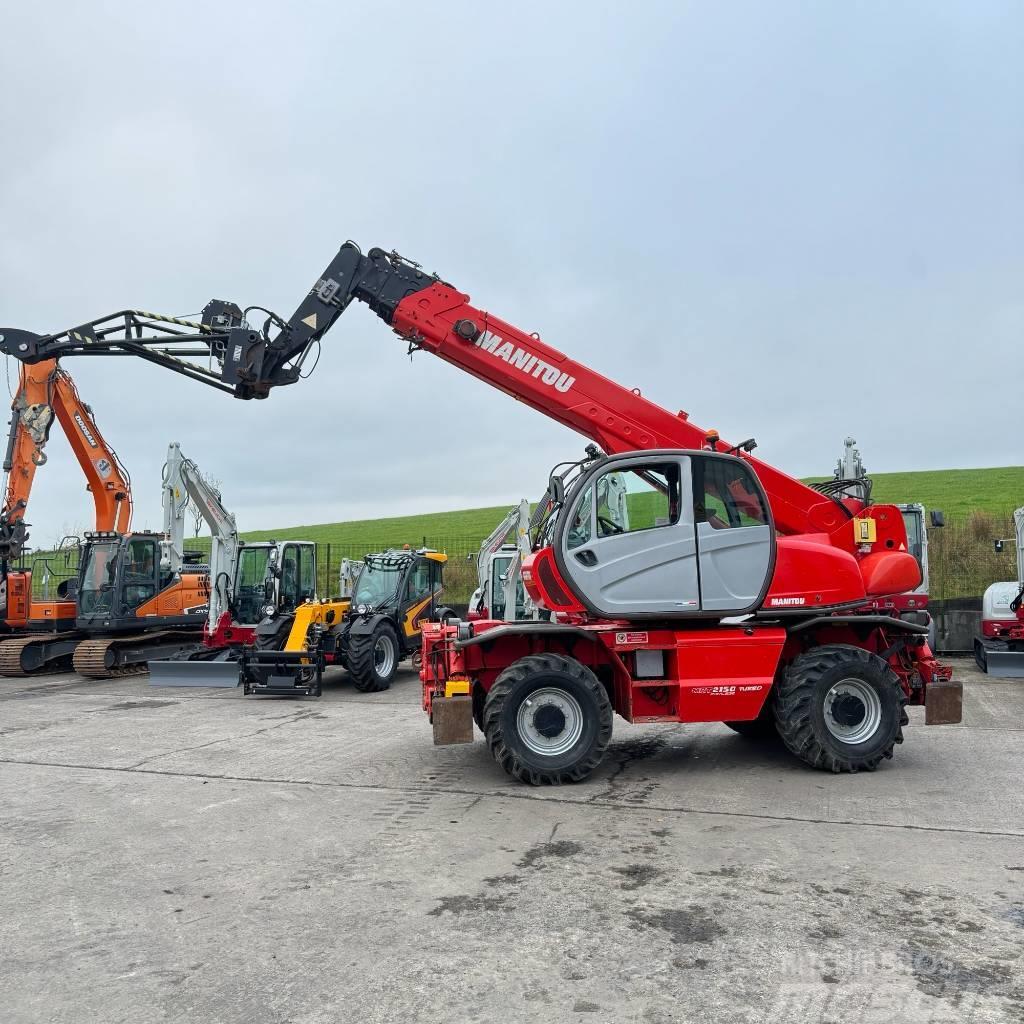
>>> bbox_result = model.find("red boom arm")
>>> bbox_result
[388,282,849,541]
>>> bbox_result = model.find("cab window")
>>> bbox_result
[595,463,680,537]
[695,458,768,530]
[123,537,157,608]
[405,560,433,603]
[298,546,315,601]
[567,487,594,550]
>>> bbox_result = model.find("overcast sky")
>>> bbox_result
[1,2,1021,547]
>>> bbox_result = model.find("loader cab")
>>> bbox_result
[350,549,446,623]
[552,450,775,619]
[233,540,316,626]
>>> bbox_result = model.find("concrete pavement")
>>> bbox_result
[1,656,1021,1023]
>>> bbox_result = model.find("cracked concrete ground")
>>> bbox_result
[1,655,1022,1023]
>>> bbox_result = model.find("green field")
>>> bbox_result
[240,505,515,550]
[24,465,1022,604]
[239,465,1024,550]
[847,467,1024,518]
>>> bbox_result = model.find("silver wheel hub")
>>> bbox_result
[824,677,882,745]
[516,687,584,757]
[373,635,395,677]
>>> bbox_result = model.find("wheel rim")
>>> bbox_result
[823,677,882,745]
[516,686,584,757]
[373,635,395,677]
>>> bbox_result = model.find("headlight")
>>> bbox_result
[263,604,277,618]
[356,603,368,615]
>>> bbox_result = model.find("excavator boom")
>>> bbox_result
[1,361,132,562]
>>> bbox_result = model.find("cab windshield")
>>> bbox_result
[234,546,272,624]
[78,539,118,613]
[353,560,404,607]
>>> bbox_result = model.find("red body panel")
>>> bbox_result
[204,610,256,649]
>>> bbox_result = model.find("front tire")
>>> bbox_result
[348,623,399,692]
[482,653,613,785]
[774,644,908,773]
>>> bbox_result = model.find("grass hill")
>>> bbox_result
[239,466,1024,550]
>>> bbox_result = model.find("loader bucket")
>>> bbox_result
[148,658,241,688]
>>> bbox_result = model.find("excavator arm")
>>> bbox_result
[0,360,132,561]
[161,442,239,633]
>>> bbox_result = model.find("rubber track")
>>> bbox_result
[72,631,181,679]
[773,644,908,774]
[0,636,40,677]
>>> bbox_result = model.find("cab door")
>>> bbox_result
[692,454,774,614]
[557,454,701,617]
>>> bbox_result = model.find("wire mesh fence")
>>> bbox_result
[927,511,1019,601]
[13,513,1020,611]
[15,535,486,607]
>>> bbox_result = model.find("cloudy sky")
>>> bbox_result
[1,2,1021,547]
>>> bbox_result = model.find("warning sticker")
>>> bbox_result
[615,631,649,645]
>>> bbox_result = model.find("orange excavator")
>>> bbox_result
[0,359,132,674]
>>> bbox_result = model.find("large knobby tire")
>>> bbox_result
[774,644,908,773]
[348,623,399,693]
[482,653,613,786]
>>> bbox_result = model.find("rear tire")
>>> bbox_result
[483,653,613,785]
[348,623,399,692]
[774,644,907,773]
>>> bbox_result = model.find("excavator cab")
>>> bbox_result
[76,530,207,632]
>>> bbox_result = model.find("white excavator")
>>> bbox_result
[975,507,1024,676]
[468,469,629,622]
[149,442,316,686]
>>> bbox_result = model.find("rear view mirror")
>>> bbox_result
[549,476,565,505]
[930,510,945,528]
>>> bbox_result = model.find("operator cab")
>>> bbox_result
[77,531,209,631]
[552,450,775,619]
[349,549,445,623]
[233,540,316,626]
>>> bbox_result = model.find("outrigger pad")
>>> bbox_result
[432,695,474,745]
[925,680,963,725]
[149,660,241,688]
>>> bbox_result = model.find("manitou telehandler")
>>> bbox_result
[0,359,133,674]
[0,240,962,783]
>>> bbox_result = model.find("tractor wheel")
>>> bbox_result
[482,653,613,785]
[774,644,908,773]
[348,623,400,692]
